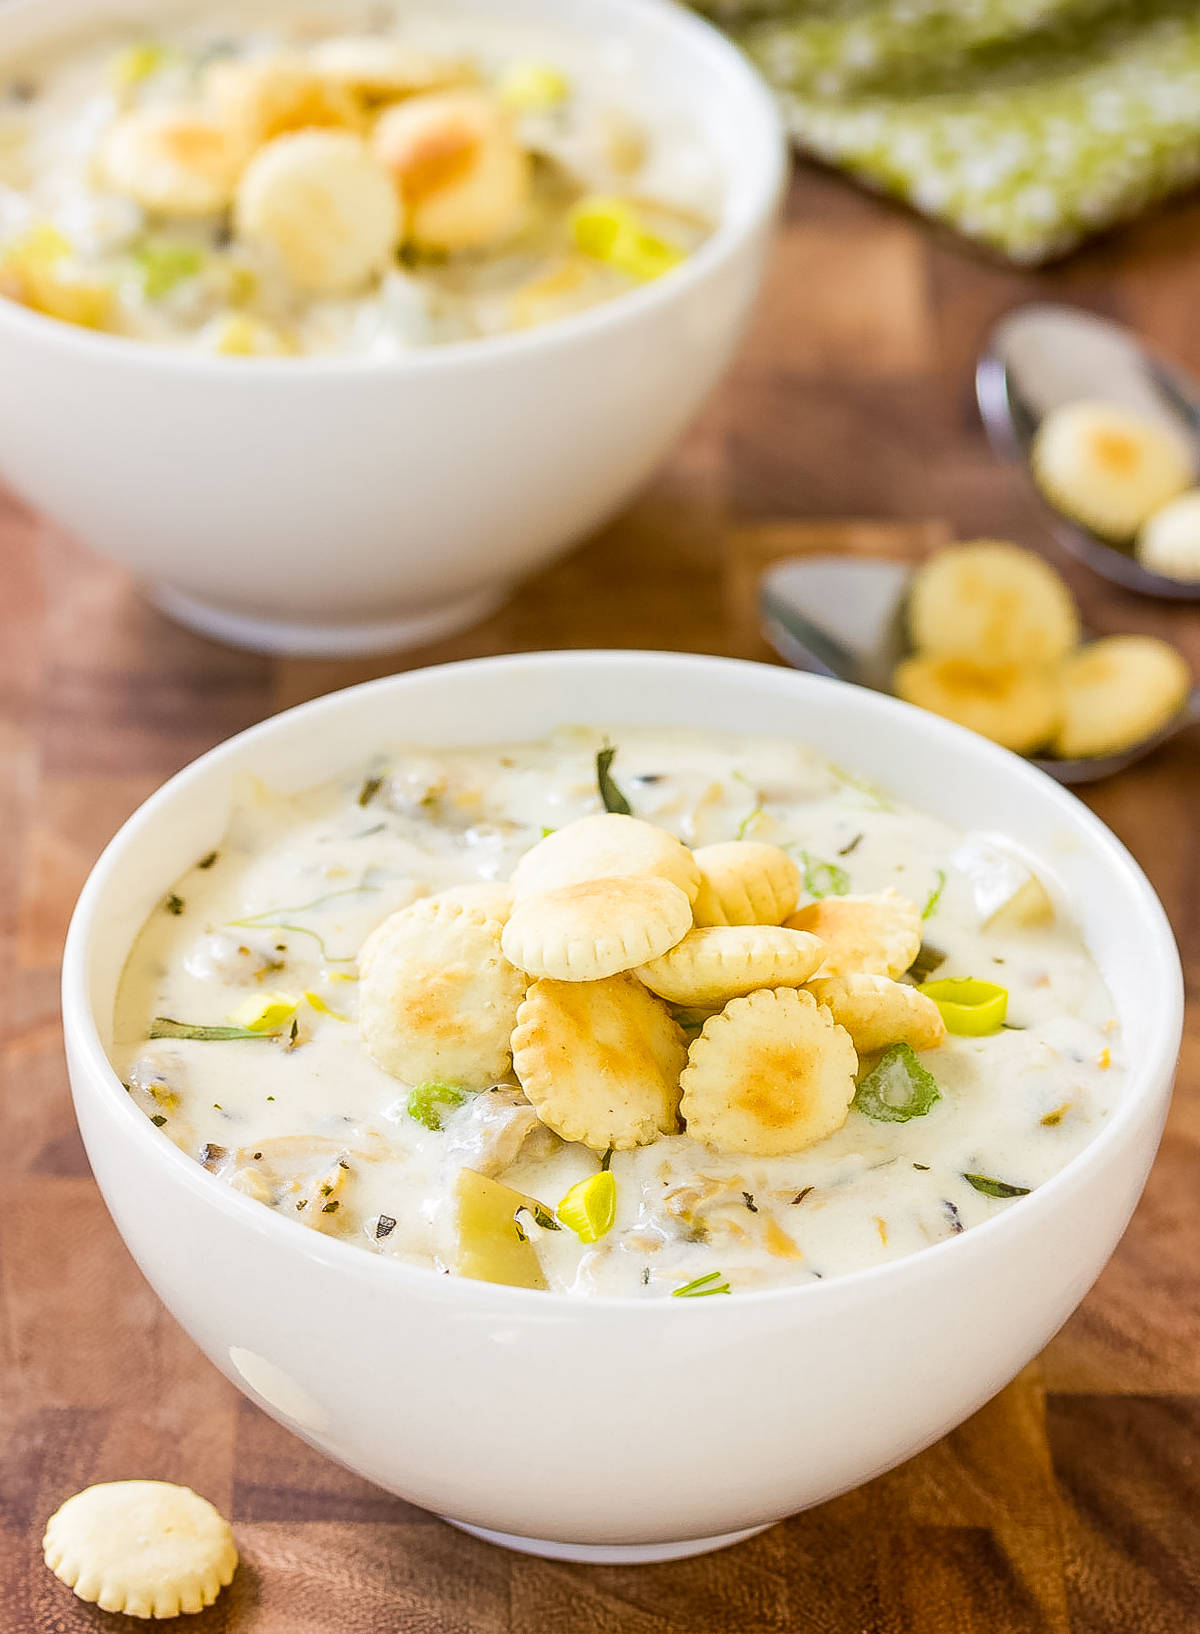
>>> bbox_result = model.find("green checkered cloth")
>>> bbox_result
[697,0,1200,262]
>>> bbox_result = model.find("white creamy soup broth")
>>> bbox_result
[112,729,1122,1299]
[0,3,716,355]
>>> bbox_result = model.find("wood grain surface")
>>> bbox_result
[1,159,1198,1633]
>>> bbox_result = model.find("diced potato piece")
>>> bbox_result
[950,835,1054,929]
[451,1168,548,1290]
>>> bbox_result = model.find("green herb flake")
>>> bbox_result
[197,850,219,870]
[798,850,850,900]
[853,1043,941,1124]
[150,1016,278,1042]
[406,1081,471,1131]
[672,1271,731,1298]
[375,1214,397,1239]
[321,1199,340,1214]
[963,1173,1032,1199]
[149,1114,167,1127]
[791,1186,814,1205]
[133,239,206,300]
[596,743,631,815]
[524,1202,563,1232]
[837,832,863,857]
[922,869,947,921]
[641,1266,650,1286]
[164,892,185,916]
[736,804,764,840]
[357,775,383,807]
[600,1147,614,1172]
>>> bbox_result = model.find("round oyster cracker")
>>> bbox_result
[358,893,527,1088]
[512,973,687,1149]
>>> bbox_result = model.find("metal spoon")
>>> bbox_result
[760,556,1199,785]
[977,302,1200,601]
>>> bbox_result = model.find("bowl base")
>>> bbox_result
[440,1519,774,1564]
[146,582,504,657]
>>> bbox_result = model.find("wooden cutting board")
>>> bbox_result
[1,160,1198,1632]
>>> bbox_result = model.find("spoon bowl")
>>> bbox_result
[760,555,1199,784]
[977,302,1200,601]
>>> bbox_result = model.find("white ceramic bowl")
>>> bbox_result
[62,653,1183,1564]
[0,0,784,657]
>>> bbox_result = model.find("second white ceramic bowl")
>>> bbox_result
[61,654,1182,1563]
[0,0,785,655]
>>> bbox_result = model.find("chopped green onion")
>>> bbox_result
[497,60,569,112]
[963,1173,1031,1199]
[921,869,946,920]
[853,1043,941,1123]
[798,850,850,899]
[557,1171,617,1243]
[227,991,298,1033]
[133,239,206,299]
[921,977,1008,1036]
[109,41,167,89]
[596,743,631,814]
[672,1271,731,1298]
[406,1081,471,1131]
[149,1017,278,1042]
[570,196,684,282]
[736,804,764,840]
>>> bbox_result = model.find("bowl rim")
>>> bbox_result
[0,0,787,377]
[61,651,1184,1314]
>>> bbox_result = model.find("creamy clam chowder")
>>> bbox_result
[112,729,1122,1299]
[0,3,715,356]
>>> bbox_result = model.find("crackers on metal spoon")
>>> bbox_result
[512,973,687,1149]
[43,1481,237,1619]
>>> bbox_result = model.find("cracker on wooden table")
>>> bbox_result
[43,1480,237,1619]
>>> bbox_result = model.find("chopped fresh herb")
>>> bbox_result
[539,824,556,838]
[197,850,219,870]
[963,1173,1031,1199]
[632,773,664,785]
[641,1266,651,1286]
[912,1162,930,1171]
[908,942,948,980]
[1002,1021,1027,1031]
[212,1103,222,1111]
[922,869,946,920]
[522,1201,563,1233]
[736,804,764,840]
[296,1199,306,1211]
[133,239,205,299]
[837,832,863,857]
[375,1214,397,1240]
[230,884,380,963]
[943,1199,964,1234]
[798,850,850,899]
[164,892,185,916]
[357,775,383,807]
[150,1017,277,1042]
[406,1081,471,1131]
[321,1200,340,1214]
[266,1095,275,1103]
[601,1147,613,1172]
[287,1019,300,1050]
[791,1186,814,1205]
[596,743,632,815]
[149,1113,167,1127]
[853,1044,941,1123]
[672,1271,731,1298]
[742,1191,758,1213]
